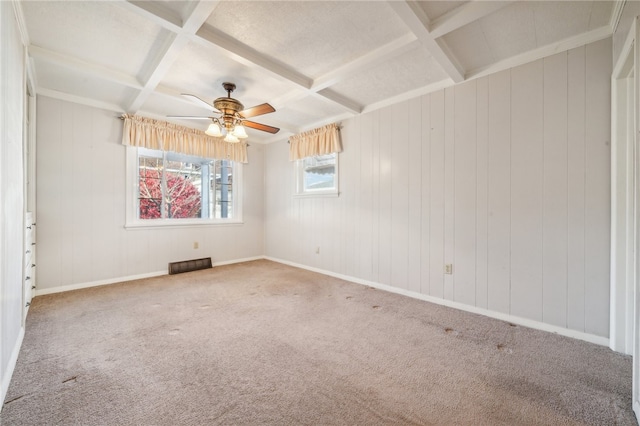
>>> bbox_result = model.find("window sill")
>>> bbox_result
[125,219,244,230]
[294,191,340,198]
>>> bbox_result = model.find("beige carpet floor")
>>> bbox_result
[1,259,636,425]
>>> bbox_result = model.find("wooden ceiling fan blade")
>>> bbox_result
[167,115,213,120]
[181,93,217,111]
[243,120,280,134]
[239,103,275,118]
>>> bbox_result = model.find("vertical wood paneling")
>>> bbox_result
[454,80,477,306]
[358,112,374,280]
[407,97,423,293]
[391,102,410,289]
[543,52,569,327]
[475,77,489,309]
[340,119,358,277]
[91,111,120,281]
[567,46,587,332]
[378,106,393,286]
[584,38,612,337]
[429,91,445,299]
[487,70,511,314]
[510,60,544,321]
[38,97,265,290]
[261,39,611,339]
[72,104,94,284]
[60,101,74,286]
[420,94,431,295]
[370,110,381,282]
[37,98,63,288]
[444,87,455,301]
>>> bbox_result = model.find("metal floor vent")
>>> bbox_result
[168,257,212,275]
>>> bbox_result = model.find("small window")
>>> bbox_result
[295,153,339,196]
[126,147,242,227]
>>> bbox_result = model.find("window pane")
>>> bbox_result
[212,160,233,219]
[138,156,163,219]
[164,160,202,219]
[303,154,335,190]
[134,148,239,223]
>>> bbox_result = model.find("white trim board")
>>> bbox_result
[0,327,25,411]
[264,256,610,348]
[34,256,263,296]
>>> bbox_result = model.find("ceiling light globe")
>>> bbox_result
[233,124,248,139]
[224,132,240,143]
[205,122,222,137]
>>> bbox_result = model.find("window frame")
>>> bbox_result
[125,147,243,229]
[294,152,339,197]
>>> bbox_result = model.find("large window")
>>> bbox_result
[295,153,339,196]
[126,147,242,227]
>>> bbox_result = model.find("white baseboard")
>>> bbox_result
[212,256,264,267]
[264,256,610,348]
[1,326,25,411]
[34,271,167,296]
[34,256,264,297]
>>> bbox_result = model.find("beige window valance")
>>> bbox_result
[289,123,342,161]
[121,114,248,163]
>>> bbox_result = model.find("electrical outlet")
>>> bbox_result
[444,264,453,274]
[193,242,199,249]
[315,247,320,254]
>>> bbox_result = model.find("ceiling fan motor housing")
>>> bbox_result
[213,97,244,129]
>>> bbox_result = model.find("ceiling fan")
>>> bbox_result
[168,82,280,143]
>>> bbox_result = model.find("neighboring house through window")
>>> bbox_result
[295,152,339,196]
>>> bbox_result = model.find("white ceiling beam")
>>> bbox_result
[312,33,420,91]
[37,87,124,113]
[315,90,361,114]
[464,25,612,81]
[29,45,142,90]
[196,25,312,89]
[126,1,221,112]
[361,78,454,114]
[196,25,364,114]
[429,1,515,38]
[388,0,465,83]
[610,0,626,33]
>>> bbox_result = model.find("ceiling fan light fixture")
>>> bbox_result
[233,124,248,139]
[205,122,222,137]
[224,132,240,143]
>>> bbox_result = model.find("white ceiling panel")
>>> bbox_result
[416,1,468,22]
[22,1,167,78]
[205,1,411,79]
[162,41,297,109]
[589,1,615,30]
[533,1,596,47]
[270,95,346,130]
[441,21,494,73]
[20,0,618,144]
[329,48,449,107]
[141,91,215,119]
[34,58,136,108]
[477,2,538,63]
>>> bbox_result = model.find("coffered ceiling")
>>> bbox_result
[18,1,621,143]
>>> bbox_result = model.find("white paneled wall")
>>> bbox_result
[1,1,26,406]
[36,96,264,292]
[265,38,612,339]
